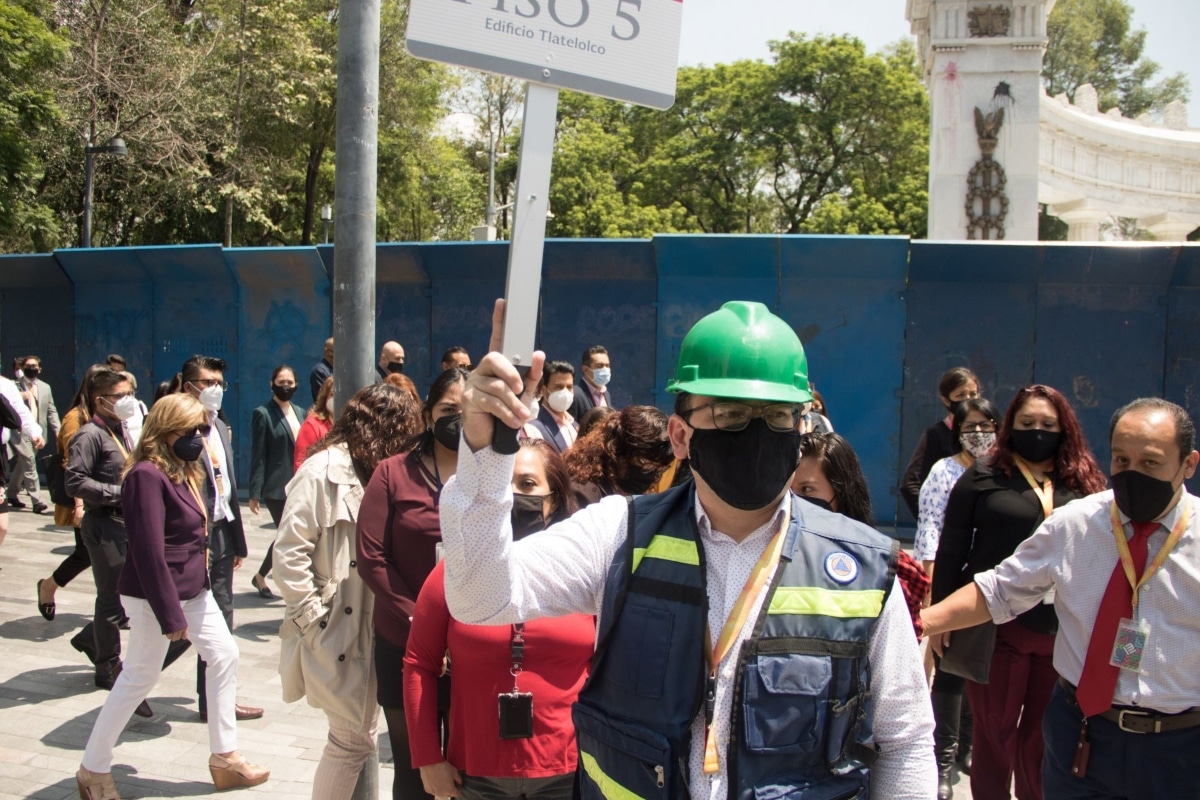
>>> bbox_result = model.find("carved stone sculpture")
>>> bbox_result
[968,5,1011,37]
[966,107,1009,239]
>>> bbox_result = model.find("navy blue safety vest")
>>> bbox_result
[573,483,898,800]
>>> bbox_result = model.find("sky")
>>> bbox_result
[676,0,1199,126]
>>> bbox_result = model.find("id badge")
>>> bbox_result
[498,691,534,739]
[1109,618,1151,673]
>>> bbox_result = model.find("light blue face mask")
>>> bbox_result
[591,367,611,387]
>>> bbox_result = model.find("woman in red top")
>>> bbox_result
[404,439,593,800]
[357,368,468,800]
[294,376,334,472]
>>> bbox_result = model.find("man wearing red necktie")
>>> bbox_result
[923,397,1200,799]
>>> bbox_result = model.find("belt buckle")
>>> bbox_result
[1117,709,1159,734]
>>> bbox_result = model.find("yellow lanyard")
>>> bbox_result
[702,504,791,774]
[1013,456,1054,520]
[1109,498,1190,616]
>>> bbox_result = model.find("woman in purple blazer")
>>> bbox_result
[76,394,270,799]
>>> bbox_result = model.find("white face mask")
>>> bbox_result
[547,388,573,414]
[111,395,140,421]
[197,384,224,413]
[590,367,611,387]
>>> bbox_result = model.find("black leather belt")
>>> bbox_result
[1059,677,1200,734]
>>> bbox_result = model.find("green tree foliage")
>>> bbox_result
[1043,0,1189,117]
[546,35,929,238]
[0,0,67,245]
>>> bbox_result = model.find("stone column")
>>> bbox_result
[1142,212,1200,242]
[911,0,1055,241]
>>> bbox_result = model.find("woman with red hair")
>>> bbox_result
[931,385,1106,800]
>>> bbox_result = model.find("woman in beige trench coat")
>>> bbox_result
[273,383,422,800]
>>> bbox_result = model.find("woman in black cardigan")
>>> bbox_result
[931,385,1107,800]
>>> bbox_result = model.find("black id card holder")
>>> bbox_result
[499,624,534,739]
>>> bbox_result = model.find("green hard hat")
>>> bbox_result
[666,301,812,404]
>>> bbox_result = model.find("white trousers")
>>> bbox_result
[311,691,380,798]
[82,592,239,771]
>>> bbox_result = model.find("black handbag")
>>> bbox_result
[40,452,70,507]
[937,621,997,684]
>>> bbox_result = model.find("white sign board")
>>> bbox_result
[407,0,683,109]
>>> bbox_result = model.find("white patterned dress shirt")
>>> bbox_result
[440,443,935,800]
[915,456,968,562]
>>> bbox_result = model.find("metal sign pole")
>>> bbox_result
[491,82,559,453]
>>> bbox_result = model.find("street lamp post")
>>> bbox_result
[82,137,127,248]
[321,203,333,244]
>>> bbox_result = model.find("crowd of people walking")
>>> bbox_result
[0,299,1196,800]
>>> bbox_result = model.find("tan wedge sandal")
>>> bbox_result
[208,752,270,790]
[76,766,121,800]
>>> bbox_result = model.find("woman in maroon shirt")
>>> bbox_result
[357,368,467,800]
[405,439,593,800]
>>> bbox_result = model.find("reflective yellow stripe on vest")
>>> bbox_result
[768,587,885,619]
[631,535,700,573]
[581,752,647,800]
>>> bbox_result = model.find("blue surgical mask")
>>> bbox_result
[591,367,611,387]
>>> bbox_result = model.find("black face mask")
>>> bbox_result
[1111,467,1182,523]
[387,361,404,375]
[433,413,461,451]
[1010,429,1063,464]
[687,419,801,511]
[22,367,39,380]
[272,384,297,402]
[798,495,834,513]
[172,433,205,462]
[616,465,661,496]
[511,493,549,540]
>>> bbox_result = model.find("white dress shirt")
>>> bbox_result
[203,413,235,523]
[440,444,935,800]
[0,375,42,446]
[914,456,967,562]
[976,489,1200,713]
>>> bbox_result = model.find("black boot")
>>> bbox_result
[957,699,973,775]
[931,690,962,800]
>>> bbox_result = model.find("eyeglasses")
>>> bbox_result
[100,391,135,400]
[189,379,227,391]
[181,424,213,437]
[961,422,997,433]
[682,401,802,433]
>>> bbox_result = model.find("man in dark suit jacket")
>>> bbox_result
[567,344,613,420]
[309,337,333,403]
[180,355,263,721]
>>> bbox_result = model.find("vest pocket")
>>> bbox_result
[574,702,671,800]
[602,602,673,698]
[753,773,866,800]
[743,653,831,754]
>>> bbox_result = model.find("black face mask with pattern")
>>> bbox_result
[433,413,461,451]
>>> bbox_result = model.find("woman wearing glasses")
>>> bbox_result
[914,397,999,800]
[931,386,1106,800]
[76,394,269,799]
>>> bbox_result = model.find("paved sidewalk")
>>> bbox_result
[0,504,975,800]
[0,504,393,799]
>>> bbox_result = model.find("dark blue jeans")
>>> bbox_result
[460,773,574,800]
[1043,682,1200,799]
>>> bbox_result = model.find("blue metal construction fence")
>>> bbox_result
[2,237,1196,528]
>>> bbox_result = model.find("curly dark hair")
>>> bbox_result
[519,439,577,524]
[566,405,672,493]
[310,383,421,478]
[989,384,1107,496]
[798,432,875,526]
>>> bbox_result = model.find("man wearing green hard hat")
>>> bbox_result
[439,300,935,800]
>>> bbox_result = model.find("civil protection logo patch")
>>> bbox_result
[824,552,858,585]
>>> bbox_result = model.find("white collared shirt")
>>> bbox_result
[204,413,235,522]
[440,444,935,800]
[977,489,1200,713]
